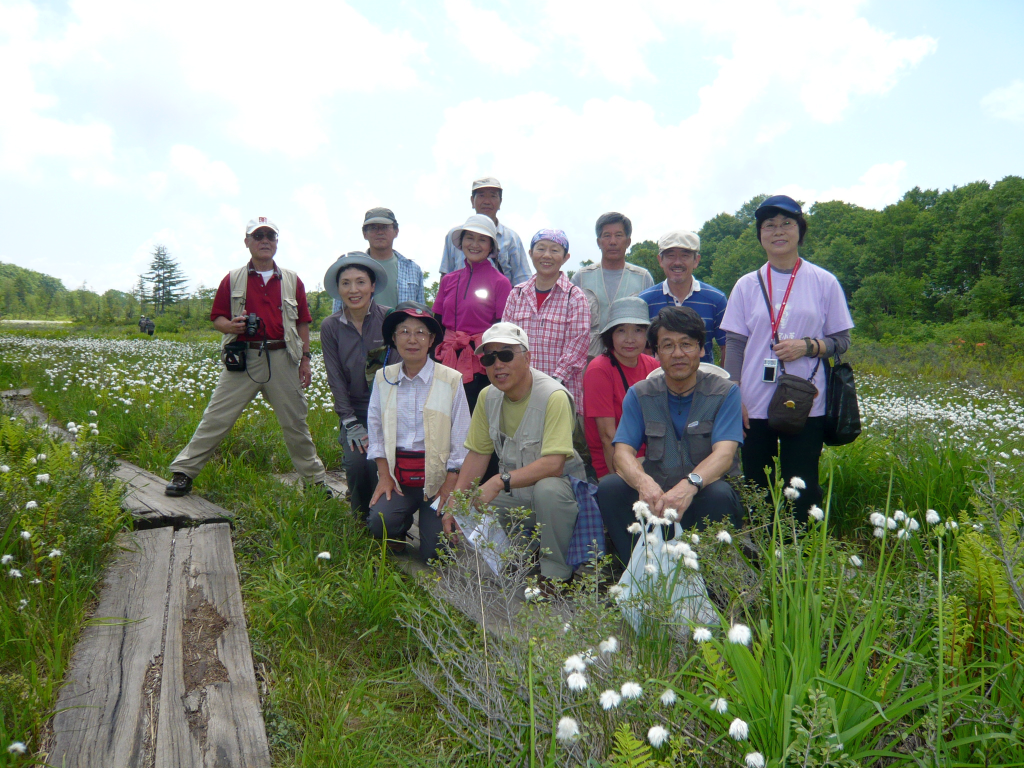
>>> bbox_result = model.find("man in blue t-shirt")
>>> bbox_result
[595,305,744,567]
[638,230,728,365]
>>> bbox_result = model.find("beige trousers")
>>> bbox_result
[491,476,579,580]
[169,348,327,482]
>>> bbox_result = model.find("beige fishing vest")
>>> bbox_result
[484,368,586,505]
[376,361,462,498]
[220,264,303,365]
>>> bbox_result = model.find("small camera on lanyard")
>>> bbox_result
[762,358,779,383]
[244,313,262,337]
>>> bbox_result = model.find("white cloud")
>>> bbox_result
[778,161,908,211]
[292,184,334,238]
[981,80,1024,123]
[169,145,238,196]
[444,0,538,73]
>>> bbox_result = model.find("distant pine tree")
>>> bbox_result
[141,245,188,314]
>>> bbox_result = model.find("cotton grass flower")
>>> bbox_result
[692,627,712,642]
[8,569,22,579]
[7,742,27,754]
[808,505,824,521]
[663,508,679,523]
[926,509,941,525]
[646,533,658,546]
[745,752,766,768]
[691,534,700,544]
[659,688,677,706]
[599,636,619,655]
[48,549,62,558]
[869,512,886,527]
[563,655,586,674]
[897,528,908,540]
[683,556,700,571]
[25,501,37,509]
[716,530,732,544]
[783,486,800,500]
[633,500,651,520]
[524,586,541,601]
[873,527,885,538]
[711,697,729,714]
[36,453,46,461]
[728,623,752,645]
[29,578,41,585]
[849,555,863,567]
[644,563,658,575]
[316,551,331,560]
[729,718,749,740]
[556,717,580,744]
[35,474,49,484]
[789,476,806,490]
[1,555,12,565]
[17,598,29,611]
[621,682,643,699]
[893,510,906,522]
[0,465,8,473]
[566,672,588,692]
[908,518,920,531]
[600,690,622,709]
[886,517,897,530]
[20,531,31,540]
[608,584,624,599]
[946,520,959,531]
[627,522,643,535]
[648,725,669,748]
[562,622,572,634]
[89,410,97,416]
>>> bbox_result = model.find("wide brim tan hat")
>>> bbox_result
[452,214,499,250]
[601,296,653,334]
[324,252,389,303]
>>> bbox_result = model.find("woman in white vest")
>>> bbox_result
[366,302,471,558]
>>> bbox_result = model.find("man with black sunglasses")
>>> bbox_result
[164,216,329,497]
[446,322,585,592]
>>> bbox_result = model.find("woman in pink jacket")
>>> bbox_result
[433,214,513,410]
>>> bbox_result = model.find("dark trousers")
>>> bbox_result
[742,416,825,524]
[367,486,445,561]
[596,474,744,568]
[339,417,377,519]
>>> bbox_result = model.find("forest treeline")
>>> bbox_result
[4,176,1022,340]
[627,175,1024,340]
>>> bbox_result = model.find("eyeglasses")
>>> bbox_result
[250,230,278,242]
[395,328,431,340]
[364,224,394,233]
[480,349,520,367]
[760,220,797,233]
[657,340,701,355]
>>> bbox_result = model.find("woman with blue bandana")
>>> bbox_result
[501,229,591,412]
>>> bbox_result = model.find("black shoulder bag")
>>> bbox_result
[757,269,819,435]
[823,350,861,446]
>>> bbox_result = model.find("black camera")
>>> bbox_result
[244,313,262,337]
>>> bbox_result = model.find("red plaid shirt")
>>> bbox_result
[502,273,591,410]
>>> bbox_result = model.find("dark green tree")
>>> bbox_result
[626,240,662,283]
[141,245,188,314]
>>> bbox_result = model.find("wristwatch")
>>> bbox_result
[687,472,703,490]
[501,471,512,493]
[302,351,312,359]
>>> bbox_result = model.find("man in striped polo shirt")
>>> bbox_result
[638,229,727,365]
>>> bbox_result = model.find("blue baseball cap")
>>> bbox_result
[755,195,802,220]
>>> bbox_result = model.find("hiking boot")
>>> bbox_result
[165,472,193,497]
[538,573,573,599]
[313,482,335,499]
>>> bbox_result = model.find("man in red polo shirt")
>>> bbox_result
[165,216,329,496]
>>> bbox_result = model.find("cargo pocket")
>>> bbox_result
[644,421,666,461]
[282,298,299,322]
[686,420,714,463]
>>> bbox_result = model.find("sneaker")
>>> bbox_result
[165,472,193,497]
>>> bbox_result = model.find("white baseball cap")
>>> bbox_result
[471,176,502,192]
[246,216,279,235]
[658,229,699,252]
[477,322,530,352]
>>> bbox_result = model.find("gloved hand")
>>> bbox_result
[344,421,369,453]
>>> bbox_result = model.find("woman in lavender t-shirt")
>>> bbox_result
[721,195,853,521]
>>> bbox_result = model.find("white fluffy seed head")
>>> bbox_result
[621,682,643,699]
[566,672,588,692]
[789,476,806,490]
[683,556,700,571]
[599,636,619,655]
[556,717,580,743]
[659,688,677,706]
[745,752,766,768]
[600,690,621,710]
[648,725,669,748]
[716,530,732,544]
[926,509,941,525]
[783,486,800,500]
[692,627,712,642]
[869,512,886,527]
[711,697,729,714]
[728,624,752,645]
[808,505,824,521]
[563,655,586,674]
[729,718,749,740]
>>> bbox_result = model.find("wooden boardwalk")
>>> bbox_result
[2,390,269,768]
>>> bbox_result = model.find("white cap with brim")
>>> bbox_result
[601,296,653,334]
[472,176,502,191]
[658,229,700,252]
[452,214,499,250]
[246,217,279,235]
[324,252,389,303]
[477,321,530,352]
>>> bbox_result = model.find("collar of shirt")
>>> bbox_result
[248,261,282,280]
[398,356,434,384]
[336,300,379,326]
[663,278,700,303]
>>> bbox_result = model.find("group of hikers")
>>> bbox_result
[161,177,853,590]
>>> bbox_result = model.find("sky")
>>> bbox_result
[1,0,1022,296]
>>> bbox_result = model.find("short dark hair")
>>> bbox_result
[457,231,497,256]
[647,306,705,351]
[595,212,632,238]
[338,264,377,285]
[756,208,808,246]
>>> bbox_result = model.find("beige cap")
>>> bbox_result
[471,176,502,192]
[658,229,700,252]
[477,321,530,352]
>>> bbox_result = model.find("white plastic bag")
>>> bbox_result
[450,505,510,577]
[615,522,718,634]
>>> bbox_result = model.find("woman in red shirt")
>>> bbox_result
[584,297,660,479]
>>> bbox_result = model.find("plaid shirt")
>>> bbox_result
[441,221,532,286]
[501,273,590,410]
[567,476,604,568]
[332,250,425,313]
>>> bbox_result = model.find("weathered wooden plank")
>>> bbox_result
[155,524,270,768]
[115,462,232,527]
[49,527,174,768]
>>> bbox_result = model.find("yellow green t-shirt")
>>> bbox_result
[465,386,574,458]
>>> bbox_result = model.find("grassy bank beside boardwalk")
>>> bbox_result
[0,328,1022,766]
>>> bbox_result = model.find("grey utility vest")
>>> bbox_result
[484,368,587,506]
[633,371,740,491]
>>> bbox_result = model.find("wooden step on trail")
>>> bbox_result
[115,461,232,528]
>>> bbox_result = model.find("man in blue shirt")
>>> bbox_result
[595,306,744,567]
[639,230,727,366]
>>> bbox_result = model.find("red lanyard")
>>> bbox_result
[764,258,801,339]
